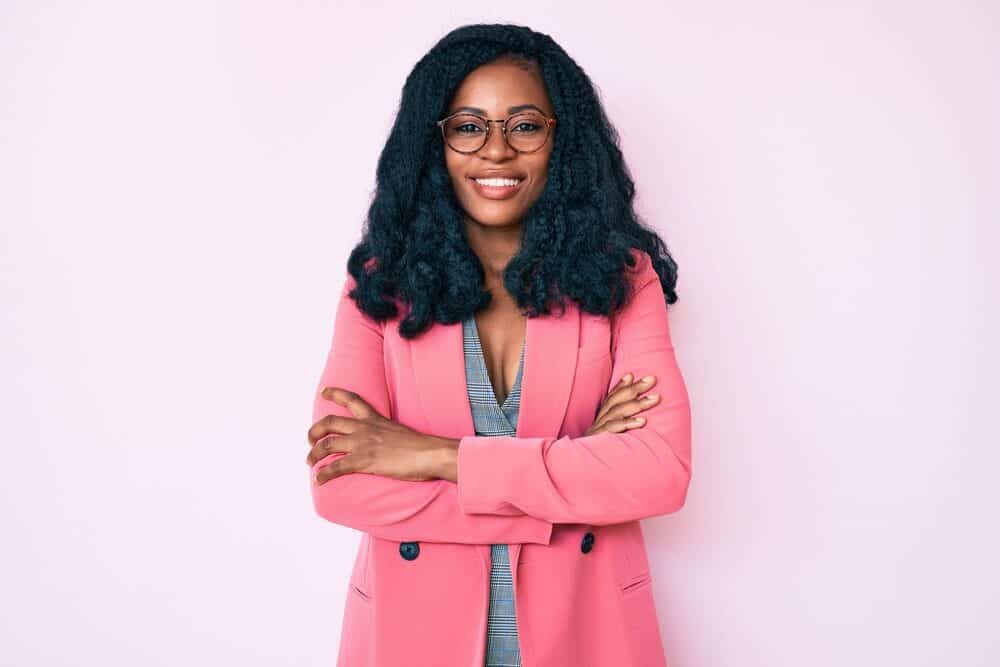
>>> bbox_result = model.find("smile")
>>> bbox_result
[469,176,525,200]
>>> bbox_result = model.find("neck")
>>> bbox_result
[463,216,523,279]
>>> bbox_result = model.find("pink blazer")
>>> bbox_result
[309,248,692,667]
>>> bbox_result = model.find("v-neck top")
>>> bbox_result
[463,316,525,432]
[462,315,525,667]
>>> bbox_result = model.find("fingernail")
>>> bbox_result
[644,394,659,401]
[641,375,654,383]
[621,373,633,383]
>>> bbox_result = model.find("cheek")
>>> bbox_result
[533,168,549,191]
[444,154,462,183]
[529,157,552,194]
[533,148,553,178]
[443,148,472,180]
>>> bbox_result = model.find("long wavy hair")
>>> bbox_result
[344,23,680,340]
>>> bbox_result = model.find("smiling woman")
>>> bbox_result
[440,58,557,230]
[306,22,689,667]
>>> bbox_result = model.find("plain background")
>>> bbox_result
[2,1,997,665]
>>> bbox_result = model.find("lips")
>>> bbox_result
[470,170,525,180]
[468,175,525,200]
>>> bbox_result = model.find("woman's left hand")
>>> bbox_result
[307,386,452,485]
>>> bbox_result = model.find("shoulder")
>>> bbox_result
[608,248,666,343]
[340,259,407,330]
[342,255,378,294]
[625,247,658,291]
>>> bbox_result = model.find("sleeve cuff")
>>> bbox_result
[456,435,547,513]
[456,435,553,545]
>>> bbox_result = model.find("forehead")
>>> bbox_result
[447,61,553,116]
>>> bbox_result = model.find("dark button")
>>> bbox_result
[399,541,420,560]
[580,531,595,554]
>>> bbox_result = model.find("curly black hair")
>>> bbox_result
[344,23,680,340]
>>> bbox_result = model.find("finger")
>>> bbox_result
[321,387,377,419]
[594,373,639,422]
[626,374,657,394]
[602,393,660,424]
[307,413,361,446]
[595,375,658,422]
[306,435,352,467]
[609,416,646,432]
[598,373,652,415]
[606,373,655,404]
[313,452,363,484]
[590,416,646,435]
[593,393,653,431]
[617,372,634,387]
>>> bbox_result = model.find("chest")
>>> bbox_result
[468,311,527,407]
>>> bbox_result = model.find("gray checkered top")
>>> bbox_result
[462,315,526,667]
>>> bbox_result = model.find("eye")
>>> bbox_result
[455,123,484,134]
[510,121,541,133]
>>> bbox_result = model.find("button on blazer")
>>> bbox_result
[309,247,692,667]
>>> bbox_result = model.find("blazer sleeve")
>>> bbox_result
[455,250,693,526]
[308,271,554,546]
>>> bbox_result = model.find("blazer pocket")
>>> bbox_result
[348,534,374,602]
[350,582,373,602]
[620,571,652,596]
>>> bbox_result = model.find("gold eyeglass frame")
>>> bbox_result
[435,110,557,154]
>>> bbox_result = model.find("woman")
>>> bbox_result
[305,23,692,667]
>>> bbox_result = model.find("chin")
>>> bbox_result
[467,208,524,227]
[461,196,523,222]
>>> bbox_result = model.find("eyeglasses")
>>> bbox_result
[435,110,556,154]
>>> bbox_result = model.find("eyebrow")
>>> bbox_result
[450,104,546,116]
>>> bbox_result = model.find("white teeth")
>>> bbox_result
[474,177,522,187]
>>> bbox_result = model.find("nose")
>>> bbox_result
[479,122,517,160]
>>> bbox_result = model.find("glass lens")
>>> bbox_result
[505,111,549,152]
[443,114,488,152]
[442,112,551,152]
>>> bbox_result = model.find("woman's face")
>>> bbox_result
[442,60,556,230]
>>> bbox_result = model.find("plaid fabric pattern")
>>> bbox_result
[462,315,526,667]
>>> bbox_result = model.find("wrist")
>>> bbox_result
[426,435,460,482]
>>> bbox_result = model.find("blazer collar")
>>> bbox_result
[410,300,581,443]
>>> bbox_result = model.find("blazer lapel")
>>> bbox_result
[516,302,580,439]
[409,302,580,569]
[409,302,580,444]
[506,302,580,574]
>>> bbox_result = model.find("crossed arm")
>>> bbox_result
[308,251,691,544]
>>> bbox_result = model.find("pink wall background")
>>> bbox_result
[2,2,997,665]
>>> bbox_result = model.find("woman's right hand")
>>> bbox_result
[584,373,659,436]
